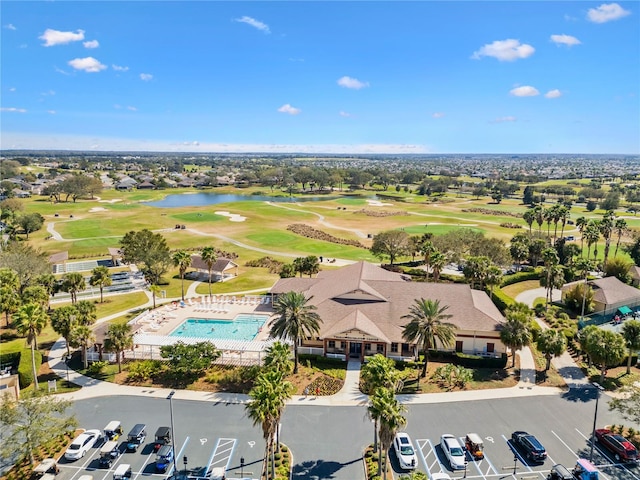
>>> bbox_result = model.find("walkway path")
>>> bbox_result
[266,202,368,239]
[515,287,562,307]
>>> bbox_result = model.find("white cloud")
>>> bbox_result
[127,106,137,111]
[545,89,562,99]
[339,111,352,117]
[39,28,85,47]
[55,66,70,75]
[112,64,129,72]
[83,40,99,49]
[510,85,540,97]
[550,34,581,46]
[47,110,56,114]
[9,87,16,92]
[4,24,16,30]
[278,104,301,115]
[68,57,107,73]
[471,39,535,61]
[587,3,631,23]
[1,107,27,113]
[337,76,369,89]
[235,16,270,33]
[140,73,153,81]
[432,112,445,119]
[492,116,517,123]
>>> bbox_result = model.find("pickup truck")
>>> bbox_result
[511,431,547,463]
[594,428,638,463]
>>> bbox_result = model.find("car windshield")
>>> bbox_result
[68,444,80,451]
[400,446,414,455]
[450,447,464,456]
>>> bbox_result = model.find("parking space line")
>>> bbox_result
[551,430,580,460]
[167,435,190,478]
[415,439,432,478]
[501,434,533,473]
[426,439,447,473]
[132,450,153,480]
[205,437,237,475]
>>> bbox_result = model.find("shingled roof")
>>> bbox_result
[270,261,505,344]
[564,276,640,306]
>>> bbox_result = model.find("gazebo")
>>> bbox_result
[190,256,239,282]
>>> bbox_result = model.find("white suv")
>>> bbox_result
[393,432,417,470]
[64,429,101,460]
[440,434,466,470]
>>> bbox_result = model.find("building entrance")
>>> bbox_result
[349,342,362,358]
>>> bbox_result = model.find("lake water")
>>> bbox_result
[146,192,340,208]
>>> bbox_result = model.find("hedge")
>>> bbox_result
[0,351,20,369]
[409,350,508,369]
[501,269,542,287]
[18,349,42,389]
[491,288,515,312]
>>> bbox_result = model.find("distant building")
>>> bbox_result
[562,276,640,316]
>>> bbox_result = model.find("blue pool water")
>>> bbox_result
[169,315,269,341]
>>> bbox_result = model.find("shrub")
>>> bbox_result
[88,360,109,375]
[500,269,542,287]
[127,360,163,381]
[18,349,42,389]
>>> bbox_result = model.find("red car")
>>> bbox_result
[594,428,639,463]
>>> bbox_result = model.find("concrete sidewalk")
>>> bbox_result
[49,334,562,406]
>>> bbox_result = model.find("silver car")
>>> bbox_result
[64,429,101,461]
[440,434,466,470]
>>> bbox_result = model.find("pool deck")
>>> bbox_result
[131,295,274,342]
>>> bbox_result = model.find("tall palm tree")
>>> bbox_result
[558,205,571,239]
[200,246,217,300]
[245,369,293,479]
[541,248,560,308]
[522,209,535,234]
[575,216,588,256]
[149,284,161,309]
[583,221,601,260]
[401,298,456,378]
[270,291,322,374]
[75,300,97,326]
[172,250,192,301]
[622,320,640,375]
[430,251,447,282]
[71,324,95,370]
[104,322,133,373]
[533,205,544,233]
[50,305,78,357]
[500,313,532,368]
[614,218,628,258]
[536,329,567,372]
[14,302,49,390]
[420,241,436,281]
[62,272,85,304]
[263,341,293,375]
[599,211,615,268]
[376,387,407,478]
[574,258,594,320]
[90,265,112,303]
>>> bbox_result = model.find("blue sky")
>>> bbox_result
[1,1,638,154]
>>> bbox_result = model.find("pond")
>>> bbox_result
[145,192,361,208]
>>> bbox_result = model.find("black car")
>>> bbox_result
[511,431,547,463]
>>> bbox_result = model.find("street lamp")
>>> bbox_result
[240,456,245,478]
[167,390,178,477]
[463,460,468,478]
[589,382,605,462]
[183,455,188,478]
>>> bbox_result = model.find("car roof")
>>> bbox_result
[442,435,459,445]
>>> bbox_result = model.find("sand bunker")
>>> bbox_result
[214,211,247,222]
[98,199,122,204]
[367,200,393,207]
[89,207,108,213]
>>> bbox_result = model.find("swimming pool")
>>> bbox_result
[169,314,269,341]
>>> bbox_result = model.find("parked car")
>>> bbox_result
[547,464,574,480]
[64,429,101,461]
[393,432,417,470]
[511,431,547,463]
[440,434,466,470]
[595,428,639,463]
[155,445,174,473]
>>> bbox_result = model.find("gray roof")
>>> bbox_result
[270,261,505,344]
[564,276,640,305]
[191,255,238,273]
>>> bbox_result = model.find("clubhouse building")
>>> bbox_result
[269,261,507,361]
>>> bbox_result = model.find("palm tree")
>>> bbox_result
[50,305,78,356]
[500,313,532,368]
[558,205,571,239]
[71,324,95,370]
[104,322,133,373]
[201,246,217,300]
[533,205,544,233]
[270,291,322,374]
[263,341,293,375]
[622,320,640,375]
[430,251,447,282]
[75,300,97,326]
[575,216,588,256]
[376,387,407,478]
[420,241,436,281]
[522,209,535,233]
[541,248,560,308]
[599,211,615,268]
[583,221,601,260]
[14,302,49,390]
[172,250,192,301]
[90,265,112,303]
[245,369,293,479]
[536,329,567,372]
[62,272,85,304]
[149,284,161,309]
[584,329,627,383]
[401,298,457,378]
[614,218,628,258]
[574,258,593,320]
